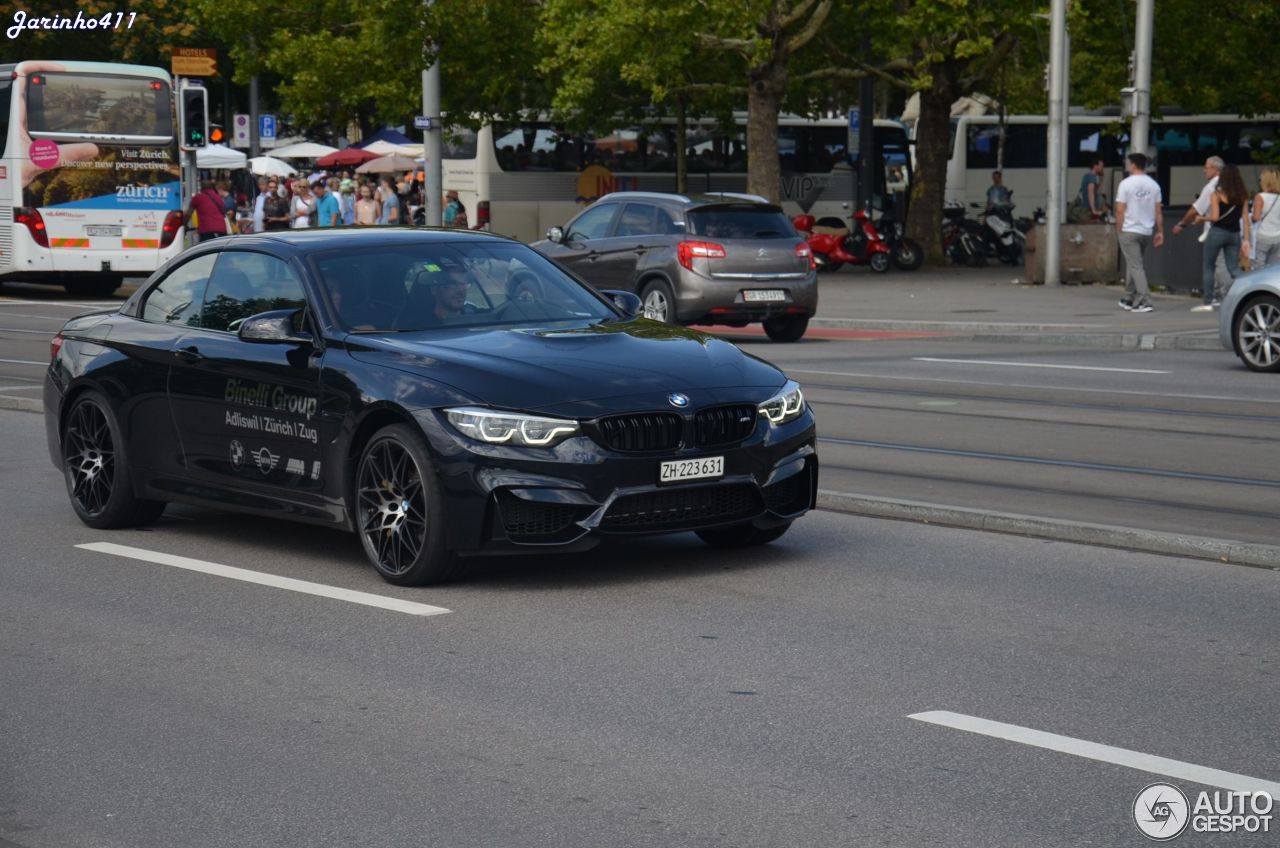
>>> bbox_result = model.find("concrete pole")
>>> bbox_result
[1059,29,1070,224]
[249,74,259,159]
[1131,0,1154,158]
[1044,0,1067,285]
[422,64,442,227]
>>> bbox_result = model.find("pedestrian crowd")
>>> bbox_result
[190,167,472,238]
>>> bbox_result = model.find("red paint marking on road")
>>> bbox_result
[690,324,947,341]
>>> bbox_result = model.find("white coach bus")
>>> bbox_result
[0,60,184,296]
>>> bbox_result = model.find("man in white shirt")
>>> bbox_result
[1171,156,1222,238]
[1114,152,1164,313]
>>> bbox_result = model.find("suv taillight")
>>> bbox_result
[795,242,815,269]
[14,207,49,248]
[475,200,490,230]
[677,240,726,271]
[160,209,184,247]
[51,332,64,361]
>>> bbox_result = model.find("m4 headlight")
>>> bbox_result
[758,381,805,425]
[445,407,580,447]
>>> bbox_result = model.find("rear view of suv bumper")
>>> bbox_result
[675,271,819,326]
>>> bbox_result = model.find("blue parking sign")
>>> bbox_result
[260,115,276,139]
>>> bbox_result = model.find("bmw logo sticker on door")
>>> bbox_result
[668,393,689,408]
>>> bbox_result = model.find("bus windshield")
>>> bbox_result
[26,71,171,139]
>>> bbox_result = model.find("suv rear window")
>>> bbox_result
[686,206,795,239]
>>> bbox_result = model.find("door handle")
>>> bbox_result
[586,251,600,261]
[174,345,204,363]
[633,246,647,254]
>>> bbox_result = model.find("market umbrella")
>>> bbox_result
[196,143,247,169]
[317,147,382,168]
[248,156,297,177]
[269,141,339,159]
[362,140,423,157]
[355,154,419,174]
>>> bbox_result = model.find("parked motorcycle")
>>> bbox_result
[941,201,988,267]
[875,215,925,271]
[792,210,892,273]
[977,202,1026,265]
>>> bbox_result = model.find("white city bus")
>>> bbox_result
[442,114,912,243]
[944,113,1280,214]
[0,60,184,297]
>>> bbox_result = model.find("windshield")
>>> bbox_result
[311,241,617,333]
[686,206,796,239]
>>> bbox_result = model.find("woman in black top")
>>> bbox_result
[1194,163,1252,309]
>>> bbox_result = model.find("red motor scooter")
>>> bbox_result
[792,210,892,273]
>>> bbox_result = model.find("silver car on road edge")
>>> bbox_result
[1220,263,1280,372]
[533,192,818,342]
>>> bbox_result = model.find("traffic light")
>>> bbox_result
[179,86,208,148]
[209,124,225,144]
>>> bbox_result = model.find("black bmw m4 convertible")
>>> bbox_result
[44,229,817,584]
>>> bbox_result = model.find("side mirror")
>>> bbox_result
[601,289,642,317]
[238,309,312,344]
[546,226,564,244]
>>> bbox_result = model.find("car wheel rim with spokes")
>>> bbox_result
[357,439,428,576]
[643,290,669,321]
[65,401,116,517]
[1240,301,1280,368]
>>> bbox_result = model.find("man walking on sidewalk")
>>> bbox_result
[1114,153,1164,313]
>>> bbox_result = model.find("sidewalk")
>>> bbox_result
[806,266,1224,351]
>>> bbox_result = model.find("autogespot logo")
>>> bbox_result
[1134,783,1190,841]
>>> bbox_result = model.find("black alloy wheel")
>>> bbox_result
[355,424,461,585]
[891,238,925,271]
[1234,294,1280,372]
[62,391,165,528]
[870,252,891,273]
[696,521,792,547]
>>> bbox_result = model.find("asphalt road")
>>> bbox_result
[3,405,1277,847]
[5,282,1277,555]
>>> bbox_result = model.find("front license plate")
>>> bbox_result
[85,225,123,237]
[743,289,786,302]
[659,456,724,483]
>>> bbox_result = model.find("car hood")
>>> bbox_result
[346,318,787,414]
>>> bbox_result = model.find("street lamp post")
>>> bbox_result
[1044,0,1068,286]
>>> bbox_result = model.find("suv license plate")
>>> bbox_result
[85,225,123,237]
[743,289,786,302]
[659,456,724,483]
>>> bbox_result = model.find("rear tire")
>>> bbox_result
[762,315,809,342]
[64,276,123,298]
[355,424,464,585]
[640,278,676,323]
[61,390,166,529]
[696,521,792,547]
[870,252,891,273]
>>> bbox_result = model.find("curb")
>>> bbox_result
[808,317,1225,351]
[816,489,1280,570]
[0,396,42,413]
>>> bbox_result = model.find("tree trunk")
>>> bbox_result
[746,67,785,203]
[906,81,955,264]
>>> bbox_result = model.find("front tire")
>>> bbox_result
[891,238,924,271]
[640,278,676,323]
[869,252,891,273]
[762,315,809,342]
[696,521,792,547]
[1234,294,1280,372]
[62,390,166,528]
[355,424,463,585]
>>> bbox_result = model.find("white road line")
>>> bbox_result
[0,384,42,392]
[789,369,1280,405]
[913,357,1170,374]
[76,542,452,617]
[911,711,1280,795]
[0,357,47,366]
[0,327,58,335]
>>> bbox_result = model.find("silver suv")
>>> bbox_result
[532,192,818,342]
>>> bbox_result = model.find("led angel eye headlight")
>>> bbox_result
[445,407,580,447]
[758,382,805,425]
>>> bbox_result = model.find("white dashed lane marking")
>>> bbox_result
[77,542,452,617]
[911,711,1280,794]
